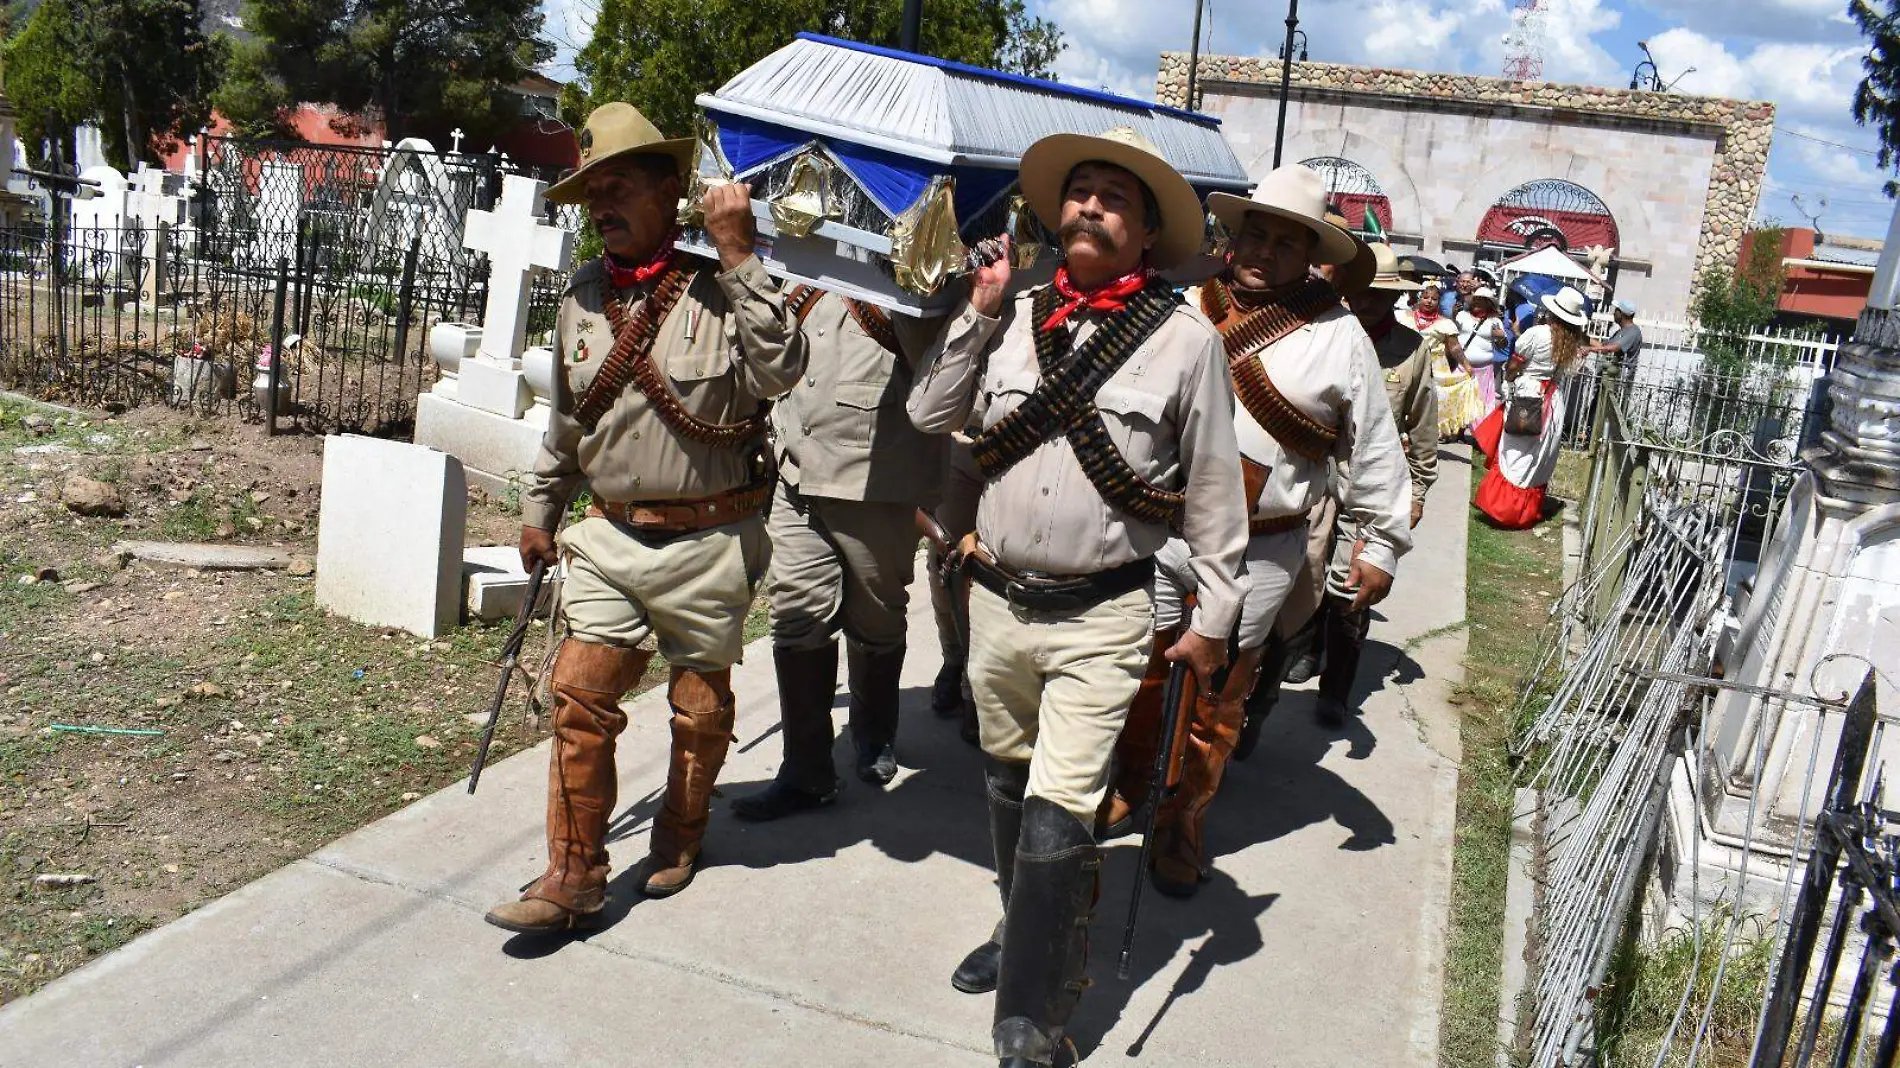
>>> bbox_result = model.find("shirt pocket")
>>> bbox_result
[982,367,1040,425]
[828,381,891,448]
[1091,382,1170,479]
[663,333,737,421]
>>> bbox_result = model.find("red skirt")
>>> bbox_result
[1476,466,1545,529]
[1473,405,1505,463]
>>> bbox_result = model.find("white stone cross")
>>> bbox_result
[129,164,185,231]
[450,128,466,155]
[462,174,574,364]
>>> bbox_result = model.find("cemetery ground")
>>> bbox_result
[0,394,760,1005]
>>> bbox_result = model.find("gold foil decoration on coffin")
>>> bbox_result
[1005,194,1044,270]
[768,150,840,239]
[888,175,968,297]
[678,115,733,229]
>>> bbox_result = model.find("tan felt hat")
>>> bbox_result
[546,102,694,206]
[1018,126,1205,271]
[1365,243,1424,292]
[1205,165,1359,267]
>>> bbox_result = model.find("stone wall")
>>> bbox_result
[1158,54,1774,316]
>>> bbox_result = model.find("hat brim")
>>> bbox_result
[1204,192,1359,267]
[1019,133,1206,272]
[1540,293,1588,327]
[1367,274,1423,292]
[546,137,697,205]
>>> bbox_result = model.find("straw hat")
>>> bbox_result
[546,103,694,206]
[1205,166,1358,266]
[1018,126,1204,271]
[1364,243,1422,292]
[1542,286,1589,328]
[1325,209,1378,297]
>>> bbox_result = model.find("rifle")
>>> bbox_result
[1118,657,1192,980]
[467,559,549,795]
[915,508,968,641]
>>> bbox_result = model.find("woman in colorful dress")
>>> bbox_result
[1473,286,1589,529]
[1457,286,1509,420]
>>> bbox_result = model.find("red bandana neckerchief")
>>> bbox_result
[604,230,680,290]
[1041,264,1154,331]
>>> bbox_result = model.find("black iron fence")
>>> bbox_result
[0,219,564,436]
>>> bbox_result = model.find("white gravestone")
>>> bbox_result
[414,174,572,495]
[68,165,128,279]
[315,436,468,638]
[129,164,186,302]
[254,161,301,267]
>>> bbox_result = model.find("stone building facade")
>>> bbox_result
[1157,54,1775,319]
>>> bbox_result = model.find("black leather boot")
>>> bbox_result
[732,644,841,822]
[1316,596,1370,727]
[849,643,905,785]
[1235,633,1294,762]
[952,757,1027,994]
[931,656,965,718]
[992,797,1099,1067]
[1281,609,1325,686]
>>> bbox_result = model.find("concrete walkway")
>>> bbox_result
[0,452,1470,1068]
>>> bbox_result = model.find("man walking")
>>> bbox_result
[483,103,805,935]
[1584,297,1644,379]
[910,127,1248,1066]
[730,289,946,820]
[1104,167,1413,899]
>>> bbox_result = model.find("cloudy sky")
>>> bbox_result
[539,0,1892,239]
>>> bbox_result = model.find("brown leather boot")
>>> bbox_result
[1101,627,1180,839]
[486,640,650,935]
[1151,643,1266,898]
[641,666,735,898]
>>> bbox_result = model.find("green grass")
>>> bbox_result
[1440,463,1568,1068]
[1596,910,1795,1067]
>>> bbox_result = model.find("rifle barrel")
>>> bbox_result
[1119,658,1190,979]
[466,560,548,795]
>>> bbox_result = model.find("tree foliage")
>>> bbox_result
[1693,225,1787,374]
[1854,0,1900,197]
[4,0,225,170]
[216,0,554,141]
[568,0,1064,138]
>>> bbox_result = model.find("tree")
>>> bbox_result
[216,0,555,141]
[1853,0,1900,197]
[4,0,225,170]
[568,0,1063,138]
[1693,225,1787,376]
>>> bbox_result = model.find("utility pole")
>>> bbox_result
[901,0,923,52]
[1185,0,1206,111]
[1272,0,1300,167]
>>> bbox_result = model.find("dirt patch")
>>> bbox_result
[0,396,577,1003]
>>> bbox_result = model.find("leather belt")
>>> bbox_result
[965,551,1155,614]
[590,480,771,534]
[1249,512,1308,537]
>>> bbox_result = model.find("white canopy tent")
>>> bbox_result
[1497,245,1606,287]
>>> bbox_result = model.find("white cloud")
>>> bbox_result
[1632,0,1856,45]
[1642,28,1861,116]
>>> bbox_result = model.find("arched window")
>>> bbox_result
[1477,179,1618,252]
[1297,156,1393,237]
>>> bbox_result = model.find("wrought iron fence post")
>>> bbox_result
[391,235,422,369]
[267,256,288,436]
[1752,675,1880,1067]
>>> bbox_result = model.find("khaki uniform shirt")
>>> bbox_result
[774,291,947,506]
[907,288,1250,641]
[1203,293,1413,577]
[1369,317,1439,508]
[523,255,805,531]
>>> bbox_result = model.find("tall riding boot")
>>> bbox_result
[848,642,906,785]
[1234,633,1295,762]
[993,798,1101,1067]
[1152,644,1267,899]
[485,640,650,934]
[1316,595,1371,726]
[1281,607,1326,686]
[732,644,840,822]
[1100,627,1181,838]
[952,757,1029,994]
[641,667,734,899]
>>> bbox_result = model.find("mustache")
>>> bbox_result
[593,214,626,231]
[1059,217,1116,250]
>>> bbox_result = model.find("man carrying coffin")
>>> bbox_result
[1103,166,1414,899]
[484,103,805,935]
[909,127,1248,1066]
[730,288,946,819]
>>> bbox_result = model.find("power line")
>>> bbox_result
[1774,126,1882,157]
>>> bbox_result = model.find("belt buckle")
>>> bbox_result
[629,506,665,527]
[1005,578,1027,608]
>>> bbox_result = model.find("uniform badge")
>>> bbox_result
[578,128,594,160]
[571,340,590,365]
[577,319,595,335]
[1384,370,1401,384]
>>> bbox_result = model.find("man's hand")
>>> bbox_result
[520,526,559,573]
[1344,541,1394,611]
[1165,628,1229,696]
[1410,500,1425,528]
[968,235,1012,318]
[702,182,757,271]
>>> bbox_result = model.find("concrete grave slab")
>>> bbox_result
[115,540,294,571]
[462,545,562,622]
[314,436,467,638]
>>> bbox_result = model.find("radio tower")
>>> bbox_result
[1502,0,1547,81]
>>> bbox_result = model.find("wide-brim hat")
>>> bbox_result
[1397,253,1447,280]
[1365,242,1422,292]
[546,102,695,206]
[1469,286,1500,305]
[1019,126,1205,271]
[1205,165,1358,267]
[1542,286,1589,327]
[1326,210,1378,297]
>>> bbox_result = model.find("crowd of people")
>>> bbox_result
[473,98,1641,1067]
